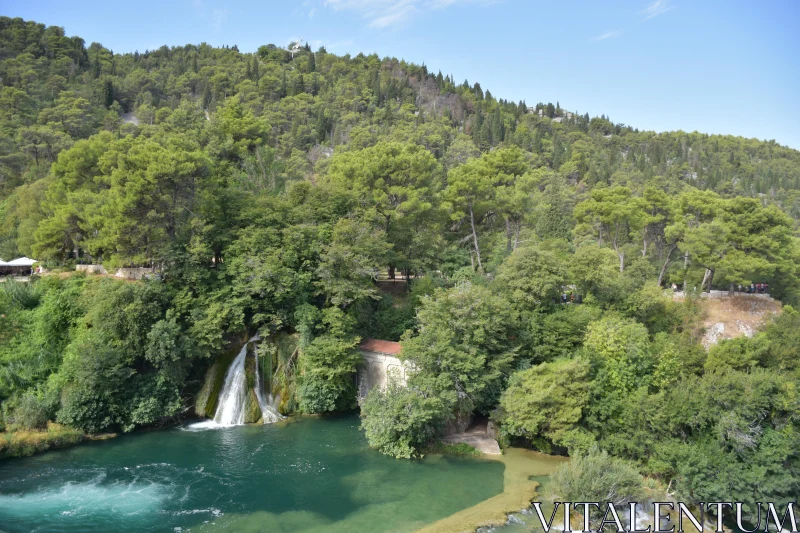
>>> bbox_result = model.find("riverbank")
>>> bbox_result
[0,423,85,459]
[415,447,567,533]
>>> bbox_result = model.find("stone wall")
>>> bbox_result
[76,264,108,274]
[115,267,159,280]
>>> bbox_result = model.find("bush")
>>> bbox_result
[360,385,448,459]
[2,278,41,310]
[496,358,593,453]
[546,447,645,513]
[9,389,57,430]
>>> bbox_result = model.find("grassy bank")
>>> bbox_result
[0,423,84,459]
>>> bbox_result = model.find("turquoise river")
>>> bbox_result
[0,415,505,533]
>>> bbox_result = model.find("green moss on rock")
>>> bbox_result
[195,345,239,418]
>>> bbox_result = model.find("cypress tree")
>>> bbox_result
[252,56,259,86]
[279,70,287,99]
[102,79,114,108]
[202,81,211,108]
[373,71,381,105]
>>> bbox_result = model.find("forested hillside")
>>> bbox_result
[1,17,799,516]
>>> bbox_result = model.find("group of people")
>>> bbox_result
[737,282,769,294]
[668,282,771,295]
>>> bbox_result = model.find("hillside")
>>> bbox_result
[3,16,800,262]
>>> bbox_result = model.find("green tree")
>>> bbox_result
[324,142,442,276]
[574,186,645,273]
[402,283,518,415]
[496,358,593,452]
[444,148,527,272]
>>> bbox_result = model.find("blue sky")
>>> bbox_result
[4,0,800,148]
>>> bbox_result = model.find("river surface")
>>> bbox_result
[0,415,504,533]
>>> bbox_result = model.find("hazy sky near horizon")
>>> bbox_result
[4,0,799,148]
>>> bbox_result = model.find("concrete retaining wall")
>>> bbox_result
[115,267,159,280]
[76,264,108,274]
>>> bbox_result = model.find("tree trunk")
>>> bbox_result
[728,282,735,296]
[513,222,521,250]
[618,252,625,273]
[683,252,689,293]
[505,217,512,253]
[707,269,715,292]
[657,245,677,287]
[701,268,711,292]
[469,205,483,272]
[388,265,395,280]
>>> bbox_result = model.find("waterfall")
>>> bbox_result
[206,335,283,427]
[254,344,283,424]
[212,342,250,426]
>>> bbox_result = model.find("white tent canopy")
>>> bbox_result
[6,257,37,266]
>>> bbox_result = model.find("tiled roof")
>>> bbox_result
[359,338,403,355]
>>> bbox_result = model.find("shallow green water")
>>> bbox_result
[0,415,504,533]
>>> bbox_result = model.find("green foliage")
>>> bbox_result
[2,277,41,309]
[360,384,447,459]
[401,283,518,415]
[496,358,593,453]
[297,334,360,413]
[546,447,645,509]
[584,314,653,393]
[527,304,603,363]
[495,245,567,310]
[1,276,203,434]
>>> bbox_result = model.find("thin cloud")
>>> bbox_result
[640,0,675,21]
[211,8,230,31]
[592,30,622,41]
[322,0,488,29]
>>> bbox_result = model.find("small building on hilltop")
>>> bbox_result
[356,339,413,400]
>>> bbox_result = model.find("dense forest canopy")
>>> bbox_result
[1,16,799,520]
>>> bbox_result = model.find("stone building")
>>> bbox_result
[356,339,413,400]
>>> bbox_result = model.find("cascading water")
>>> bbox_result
[191,335,283,429]
[212,341,251,426]
[254,344,283,424]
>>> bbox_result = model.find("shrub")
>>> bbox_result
[360,385,447,459]
[546,447,645,518]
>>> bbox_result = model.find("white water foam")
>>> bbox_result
[0,480,167,520]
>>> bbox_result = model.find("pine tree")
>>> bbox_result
[308,51,316,73]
